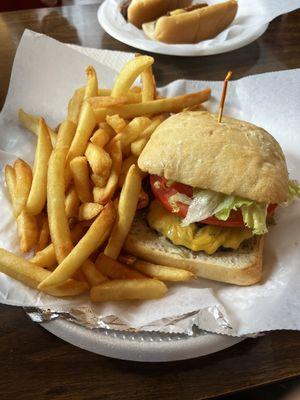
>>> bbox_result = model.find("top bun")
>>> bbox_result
[128,0,192,28]
[138,111,289,204]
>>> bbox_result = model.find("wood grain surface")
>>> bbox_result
[0,3,300,399]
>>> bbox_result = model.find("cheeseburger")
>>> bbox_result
[125,111,300,285]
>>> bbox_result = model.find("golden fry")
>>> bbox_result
[14,159,32,217]
[84,66,98,100]
[36,214,50,252]
[38,202,116,289]
[66,101,96,185]
[31,222,87,268]
[70,156,93,203]
[118,155,137,188]
[90,128,111,148]
[65,186,80,219]
[17,210,39,253]
[56,120,77,149]
[0,248,88,297]
[18,108,57,147]
[98,89,142,103]
[115,116,152,153]
[118,254,137,265]
[67,87,85,124]
[104,165,141,259]
[93,89,211,122]
[87,96,129,108]
[130,115,166,156]
[133,260,196,282]
[47,146,73,263]
[105,114,127,133]
[26,119,53,215]
[81,259,107,287]
[141,66,156,102]
[90,279,167,302]
[96,253,144,279]
[111,56,154,98]
[78,202,103,221]
[85,143,112,177]
[91,174,108,188]
[95,140,122,204]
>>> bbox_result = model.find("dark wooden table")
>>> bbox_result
[0,3,300,400]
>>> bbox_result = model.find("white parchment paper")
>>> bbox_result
[1,30,300,336]
[100,0,300,54]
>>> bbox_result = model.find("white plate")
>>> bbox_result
[97,0,269,57]
[41,319,243,362]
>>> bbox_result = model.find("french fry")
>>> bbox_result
[133,260,196,282]
[95,140,122,204]
[105,114,127,133]
[0,248,88,297]
[18,108,57,147]
[96,253,144,279]
[91,174,108,188]
[111,56,154,98]
[90,279,167,302]
[38,202,116,289]
[141,66,156,102]
[84,65,98,100]
[78,202,103,221]
[99,122,118,138]
[36,214,50,252]
[104,165,141,259]
[70,156,93,203]
[87,96,129,108]
[67,87,85,124]
[114,116,152,153]
[65,186,80,219]
[17,210,39,253]
[93,89,211,122]
[130,86,142,93]
[47,146,73,263]
[81,259,107,287]
[14,159,32,217]
[85,143,112,177]
[90,128,111,148]
[66,101,96,185]
[26,119,53,215]
[4,165,17,217]
[130,115,166,157]
[31,222,87,268]
[118,155,137,187]
[99,88,142,103]
[56,120,77,149]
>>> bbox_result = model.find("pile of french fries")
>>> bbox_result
[1,55,210,302]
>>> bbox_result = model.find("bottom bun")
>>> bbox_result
[124,213,264,286]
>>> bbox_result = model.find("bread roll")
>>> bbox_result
[142,0,238,44]
[138,111,289,204]
[128,0,192,28]
[125,213,264,286]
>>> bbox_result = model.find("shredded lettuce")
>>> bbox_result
[181,189,268,235]
[168,192,191,212]
[281,180,300,207]
[182,190,223,226]
[241,203,268,235]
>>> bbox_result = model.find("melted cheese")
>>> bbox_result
[147,200,253,255]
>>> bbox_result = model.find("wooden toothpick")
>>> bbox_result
[218,71,232,123]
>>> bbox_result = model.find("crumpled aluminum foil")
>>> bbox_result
[24,304,235,336]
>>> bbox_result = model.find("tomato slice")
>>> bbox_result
[150,175,277,228]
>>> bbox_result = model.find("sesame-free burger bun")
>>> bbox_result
[138,111,289,204]
[128,0,192,28]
